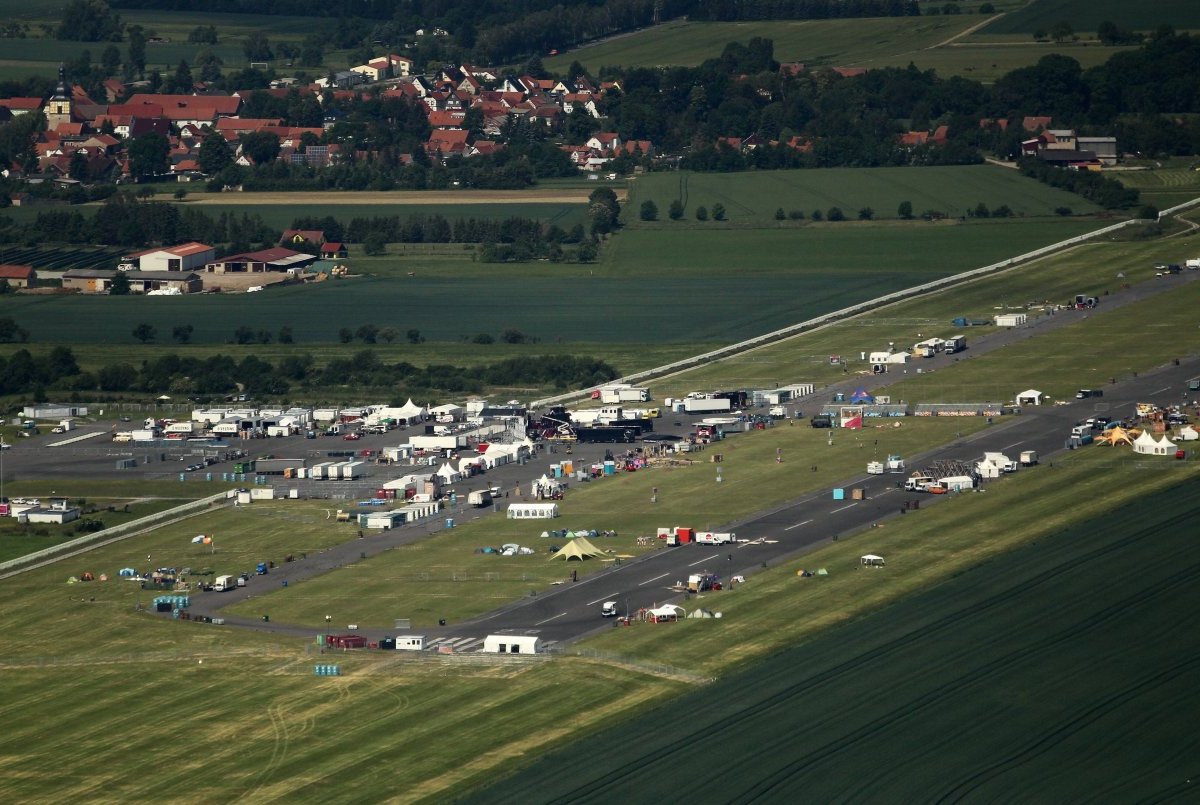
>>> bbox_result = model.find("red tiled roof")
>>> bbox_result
[0,265,34,280]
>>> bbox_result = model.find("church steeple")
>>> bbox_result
[46,63,73,131]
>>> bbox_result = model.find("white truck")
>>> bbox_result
[599,385,650,404]
[1019,450,1039,466]
[938,475,976,492]
[694,531,736,545]
[467,490,492,507]
[683,397,732,414]
[885,455,905,472]
[944,335,967,353]
[905,475,936,492]
[213,574,236,592]
[867,461,885,475]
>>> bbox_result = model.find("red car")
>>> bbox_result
[343,432,362,441]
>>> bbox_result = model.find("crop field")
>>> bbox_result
[545,16,980,74]
[627,166,1102,223]
[178,201,591,232]
[0,219,1096,349]
[0,245,123,271]
[856,40,1133,83]
[980,0,1200,35]
[1114,166,1200,209]
[479,470,1200,802]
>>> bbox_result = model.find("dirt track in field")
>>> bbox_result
[185,189,623,205]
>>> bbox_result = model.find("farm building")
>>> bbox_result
[124,242,215,272]
[482,633,543,654]
[507,502,559,519]
[23,403,88,419]
[995,313,1027,327]
[203,247,315,275]
[0,264,36,288]
[61,269,202,294]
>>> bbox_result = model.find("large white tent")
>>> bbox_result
[1133,431,1176,456]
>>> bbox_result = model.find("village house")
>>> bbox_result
[0,265,36,288]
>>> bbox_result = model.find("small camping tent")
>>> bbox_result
[860,554,885,568]
[549,536,608,561]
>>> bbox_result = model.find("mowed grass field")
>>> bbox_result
[980,0,1200,35]
[1114,166,1200,209]
[545,16,980,73]
[475,468,1200,802]
[627,166,1102,223]
[856,40,1134,83]
[0,219,1096,349]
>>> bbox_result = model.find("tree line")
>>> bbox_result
[0,346,619,400]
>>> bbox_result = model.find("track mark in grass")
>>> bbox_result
[535,611,567,625]
[784,519,813,531]
[639,573,669,586]
[831,502,859,513]
[688,553,720,567]
[587,594,618,606]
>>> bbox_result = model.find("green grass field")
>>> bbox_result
[980,0,1200,35]
[475,468,1200,801]
[0,219,1096,350]
[1114,166,1200,209]
[545,16,980,74]
[856,40,1134,83]
[179,201,591,232]
[627,166,1102,223]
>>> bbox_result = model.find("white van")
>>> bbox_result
[213,574,236,592]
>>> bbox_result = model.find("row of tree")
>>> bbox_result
[0,347,619,399]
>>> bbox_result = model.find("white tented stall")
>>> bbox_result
[482,634,543,654]
[506,502,560,520]
[995,313,1027,327]
[1016,389,1043,406]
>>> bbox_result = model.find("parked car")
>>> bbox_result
[343,432,362,441]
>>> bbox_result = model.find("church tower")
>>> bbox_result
[45,63,73,131]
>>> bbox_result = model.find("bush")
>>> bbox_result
[857,207,873,221]
[775,208,786,220]
[695,206,708,221]
[1054,206,1073,216]
[472,333,495,344]
[639,200,658,221]
[711,203,726,221]
[668,199,684,220]
[788,209,805,220]
[827,207,845,222]
[898,200,913,219]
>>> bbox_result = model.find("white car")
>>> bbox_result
[51,427,64,434]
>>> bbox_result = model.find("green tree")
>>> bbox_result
[576,238,598,262]
[501,328,527,344]
[1050,21,1073,43]
[100,44,121,76]
[127,25,146,77]
[639,200,658,221]
[108,271,130,295]
[472,333,494,345]
[897,200,914,220]
[406,329,424,344]
[56,0,123,42]
[857,207,874,221]
[363,232,386,255]
[187,25,218,45]
[356,324,379,343]
[198,133,233,174]
[238,131,280,165]
[194,49,223,83]
[668,200,684,220]
[278,326,294,344]
[711,203,726,221]
[588,187,620,235]
[127,132,169,178]
[338,328,353,343]
[695,206,708,221]
[233,325,255,344]
[827,207,845,222]
[243,32,273,61]
[811,209,823,221]
[774,208,786,221]
[132,323,156,342]
[299,34,324,68]
[172,60,193,93]
[380,327,397,344]
[1137,204,1159,220]
[172,324,193,344]
[973,202,990,218]
[68,150,89,181]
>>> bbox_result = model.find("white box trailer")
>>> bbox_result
[944,335,967,353]
[410,434,468,451]
[131,429,158,441]
[341,461,366,480]
[694,531,736,545]
[683,397,731,414]
[467,490,492,507]
[1019,450,1039,466]
[599,385,650,403]
[213,574,236,592]
[394,636,426,651]
[309,461,334,480]
[165,421,195,435]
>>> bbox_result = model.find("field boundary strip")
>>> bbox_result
[535,195,1200,409]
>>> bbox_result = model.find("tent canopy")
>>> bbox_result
[550,536,608,561]
[849,388,875,403]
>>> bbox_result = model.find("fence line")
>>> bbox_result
[533,209,1191,410]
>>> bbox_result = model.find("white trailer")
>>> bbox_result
[905,475,936,491]
[309,461,334,480]
[467,490,492,507]
[944,335,967,353]
[867,461,885,475]
[213,574,236,592]
[599,385,650,404]
[939,475,976,492]
[165,421,195,435]
[683,397,731,414]
[694,531,736,545]
[131,429,159,442]
[341,461,366,480]
[1019,450,1039,466]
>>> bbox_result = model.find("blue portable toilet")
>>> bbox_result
[178,473,186,482]
[206,472,213,482]
[833,488,845,500]
[445,518,455,528]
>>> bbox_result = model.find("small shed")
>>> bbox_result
[995,313,1027,327]
[482,634,543,654]
[507,502,560,519]
[1016,389,1043,406]
[860,554,885,568]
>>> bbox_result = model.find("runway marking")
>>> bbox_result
[1152,386,1170,394]
[47,431,106,447]
[587,593,618,605]
[639,573,669,586]
[535,611,567,626]
[874,488,896,497]
[689,553,719,567]
[830,502,859,514]
[1002,440,1025,451]
[784,519,813,531]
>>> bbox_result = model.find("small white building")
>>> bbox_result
[1016,389,1043,406]
[995,313,1027,327]
[506,502,560,519]
[22,498,81,524]
[394,635,425,651]
[482,634,543,654]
